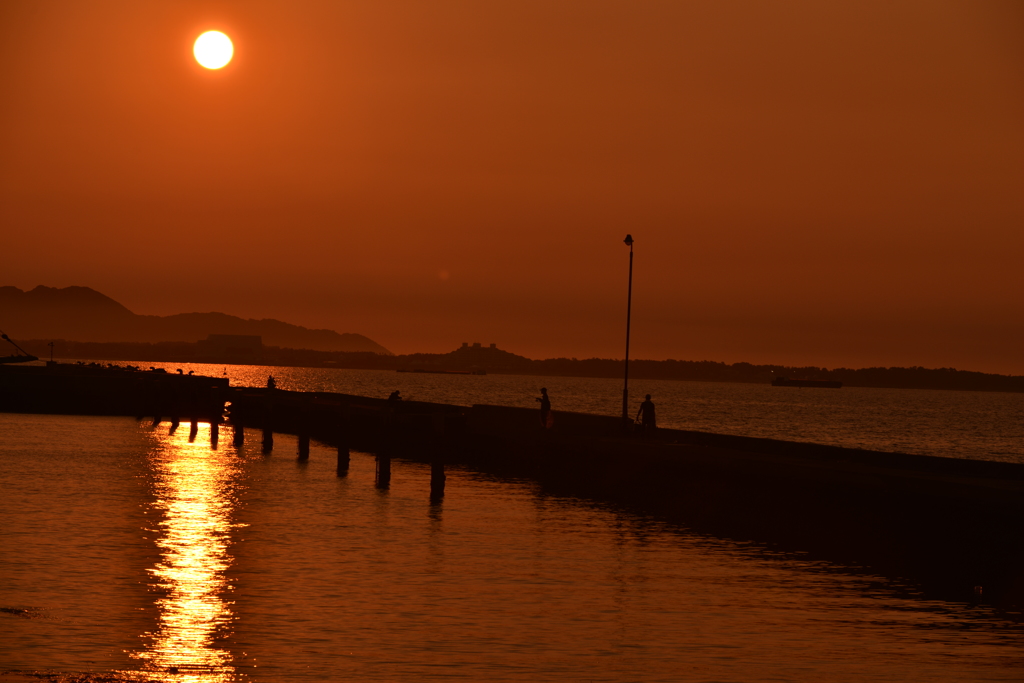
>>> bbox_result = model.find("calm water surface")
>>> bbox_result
[72,359,1024,463]
[2,413,1022,682]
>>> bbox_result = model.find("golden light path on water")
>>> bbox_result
[130,422,244,682]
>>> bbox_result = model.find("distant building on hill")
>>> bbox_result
[448,342,528,371]
[197,334,263,359]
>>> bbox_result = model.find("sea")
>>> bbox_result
[2,361,1023,682]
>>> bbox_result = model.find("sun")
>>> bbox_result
[193,31,233,69]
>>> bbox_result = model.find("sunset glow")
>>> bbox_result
[193,31,233,69]
[7,2,1024,372]
[131,423,241,680]
[6,4,1024,682]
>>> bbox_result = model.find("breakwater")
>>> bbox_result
[5,364,1024,606]
[232,387,1024,599]
[0,363,227,420]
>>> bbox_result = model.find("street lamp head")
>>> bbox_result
[623,234,634,246]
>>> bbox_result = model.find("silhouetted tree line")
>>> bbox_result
[18,339,1024,393]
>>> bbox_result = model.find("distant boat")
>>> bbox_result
[0,330,38,364]
[0,354,39,364]
[397,368,487,376]
[771,377,842,388]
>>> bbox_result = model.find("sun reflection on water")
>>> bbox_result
[131,422,245,682]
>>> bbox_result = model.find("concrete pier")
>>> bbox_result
[0,363,229,418]
[220,386,1024,604]
[4,363,1024,606]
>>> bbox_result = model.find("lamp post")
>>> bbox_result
[622,234,634,432]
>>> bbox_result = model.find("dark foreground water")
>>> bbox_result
[2,413,1023,682]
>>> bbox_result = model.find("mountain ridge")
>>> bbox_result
[0,285,391,354]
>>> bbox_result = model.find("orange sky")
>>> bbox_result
[3,1,1024,372]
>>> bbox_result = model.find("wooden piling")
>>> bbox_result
[297,393,312,461]
[232,422,245,447]
[337,444,350,476]
[262,389,275,453]
[336,410,350,476]
[430,456,446,499]
[376,453,391,488]
[210,419,220,443]
[189,419,199,442]
[336,421,350,475]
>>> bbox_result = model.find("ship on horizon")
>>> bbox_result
[771,376,843,388]
[397,368,487,375]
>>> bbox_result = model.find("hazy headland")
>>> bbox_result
[1,285,390,354]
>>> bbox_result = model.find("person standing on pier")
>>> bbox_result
[637,394,656,436]
[267,375,276,390]
[537,387,552,428]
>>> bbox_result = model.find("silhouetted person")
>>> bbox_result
[388,390,402,403]
[266,375,276,390]
[537,387,552,428]
[637,394,656,436]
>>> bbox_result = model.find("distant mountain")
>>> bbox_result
[0,285,391,354]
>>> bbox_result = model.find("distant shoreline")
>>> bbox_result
[20,339,1024,395]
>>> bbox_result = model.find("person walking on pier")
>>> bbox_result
[637,394,656,437]
[537,387,552,428]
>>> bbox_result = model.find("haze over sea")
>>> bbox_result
[3,361,1024,682]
